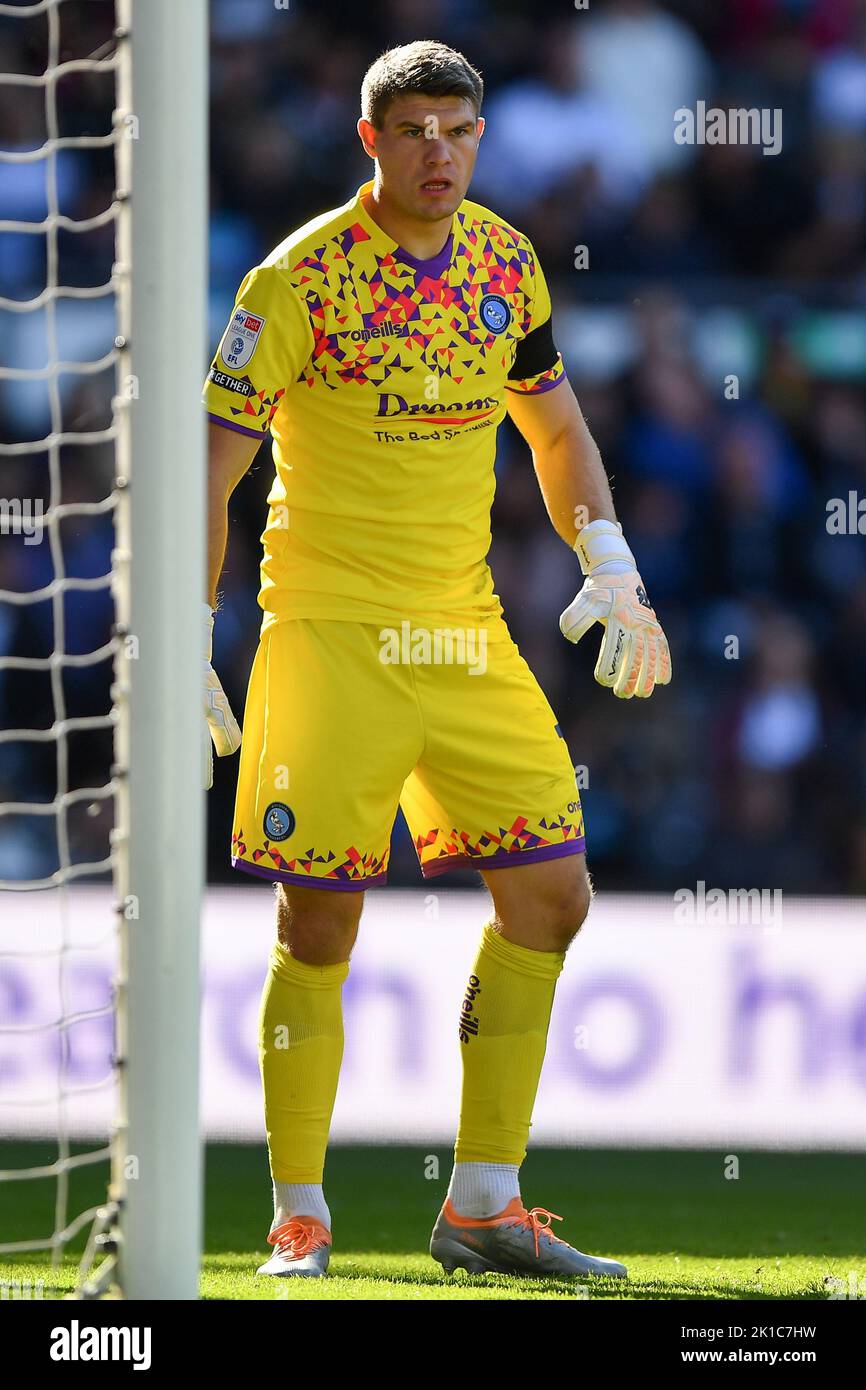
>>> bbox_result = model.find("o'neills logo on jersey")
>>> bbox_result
[342,321,409,343]
[376,393,498,419]
[459,974,482,1044]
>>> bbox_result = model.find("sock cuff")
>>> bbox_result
[269,941,350,989]
[479,921,565,982]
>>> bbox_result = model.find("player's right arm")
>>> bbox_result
[200,262,314,787]
[204,261,314,607]
[199,421,260,789]
[197,421,257,789]
[207,419,261,607]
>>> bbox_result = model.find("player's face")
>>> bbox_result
[359,95,484,223]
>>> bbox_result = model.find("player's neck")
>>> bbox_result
[362,185,453,262]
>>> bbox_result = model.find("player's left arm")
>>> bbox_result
[506,375,616,542]
[506,376,672,699]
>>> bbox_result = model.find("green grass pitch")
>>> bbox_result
[1,1144,863,1300]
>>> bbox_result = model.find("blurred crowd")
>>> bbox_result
[1,0,866,892]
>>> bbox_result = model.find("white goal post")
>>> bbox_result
[0,0,207,1301]
[114,0,207,1301]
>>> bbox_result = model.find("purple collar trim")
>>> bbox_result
[393,233,453,280]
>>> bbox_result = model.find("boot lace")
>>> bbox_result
[511,1207,566,1259]
[268,1218,329,1259]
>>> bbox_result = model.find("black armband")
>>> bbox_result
[507,314,559,382]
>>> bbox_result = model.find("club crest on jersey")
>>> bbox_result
[478,294,511,335]
[220,307,266,370]
[263,802,295,842]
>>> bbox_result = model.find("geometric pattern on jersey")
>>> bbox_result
[203,179,565,629]
[293,214,535,391]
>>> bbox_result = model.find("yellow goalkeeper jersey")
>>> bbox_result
[204,178,565,629]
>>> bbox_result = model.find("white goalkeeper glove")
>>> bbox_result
[203,602,242,789]
[559,519,672,699]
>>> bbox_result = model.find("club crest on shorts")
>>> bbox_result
[478,294,511,335]
[220,307,266,370]
[263,802,295,842]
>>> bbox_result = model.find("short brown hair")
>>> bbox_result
[361,40,483,129]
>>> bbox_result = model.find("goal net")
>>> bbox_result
[0,0,205,1300]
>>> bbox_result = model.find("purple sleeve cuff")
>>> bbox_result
[206,411,265,440]
[504,371,566,397]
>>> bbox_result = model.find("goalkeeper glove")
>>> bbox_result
[559,519,672,699]
[203,602,242,790]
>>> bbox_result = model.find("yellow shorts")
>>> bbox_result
[231,617,585,890]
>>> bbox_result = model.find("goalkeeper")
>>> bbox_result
[203,40,670,1282]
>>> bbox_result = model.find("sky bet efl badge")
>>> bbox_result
[220,307,265,370]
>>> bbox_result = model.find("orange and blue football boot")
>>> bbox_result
[430,1198,627,1279]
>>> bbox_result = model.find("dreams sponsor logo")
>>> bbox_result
[376,393,498,419]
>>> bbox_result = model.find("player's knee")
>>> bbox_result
[275,883,362,964]
[543,865,593,949]
[573,866,594,933]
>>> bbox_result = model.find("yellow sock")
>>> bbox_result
[455,922,565,1166]
[258,942,349,1184]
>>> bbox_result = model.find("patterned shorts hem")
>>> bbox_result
[231,856,388,891]
[419,838,586,878]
